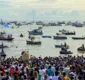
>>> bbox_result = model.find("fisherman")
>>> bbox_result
[82,44,84,49]
[61,47,67,52]
[64,42,67,47]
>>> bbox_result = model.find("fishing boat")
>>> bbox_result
[28,27,43,35]
[0,33,14,41]
[60,48,72,54]
[53,36,67,40]
[77,44,85,52]
[72,37,85,40]
[26,40,41,45]
[60,50,73,54]
[62,31,75,35]
[0,36,14,41]
[27,35,41,45]
[42,36,52,38]
[28,30,43,35]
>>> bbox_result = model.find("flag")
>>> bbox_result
[2,23,10,28]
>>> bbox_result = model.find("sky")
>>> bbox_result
[0,0,85,21]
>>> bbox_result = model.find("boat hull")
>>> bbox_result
[60,51,72,54]
[55,45,63,48]
[0,46,8,48]
[29,31,43,35]
[26,40,41,45]
[72,37,85,40]
[53,36,67,40]
[42,36,52,38]
[77,48,85,52]
[63,32,75,35]
[55,45,69,49]
[0,38,14,41]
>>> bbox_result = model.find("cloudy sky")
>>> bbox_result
[0,0,85,21]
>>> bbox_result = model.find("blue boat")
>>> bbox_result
[55,44,69,49]
[53,36,67,40]
[42,36,52,38]
[28,29,43,35]
[55,45,64,48]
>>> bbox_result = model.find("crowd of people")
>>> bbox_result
[0,55,85,80]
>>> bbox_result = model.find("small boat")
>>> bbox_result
[53,36,67,40]
[72,37,85,40]
[0,37,14,41]
[60,48,72,54]
[62,31,75,35]
[28,28,43,35]
[60,50,73,54]
[26,40,41,45]
[28,31,43,35]
[77,44,85,52]
[55,44,69,49]
[42,36,52,38]
[0,34,14,41]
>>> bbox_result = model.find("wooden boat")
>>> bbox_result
[77,48,85,52]
[53,36,67,40]
[62,31,75,35]
[0,34,14,41]
[72,37,85,40]
[42,36,52,38]
[26,40,41,45]
[28,28,43,35]
[77,44,85,52]
[0,37,14,41]
[60,50,73,54]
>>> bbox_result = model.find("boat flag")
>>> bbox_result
[2,23,10,28]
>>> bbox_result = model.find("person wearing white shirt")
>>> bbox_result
[52,71,61,80]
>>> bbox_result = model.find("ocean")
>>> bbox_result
[0,24,85,58]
